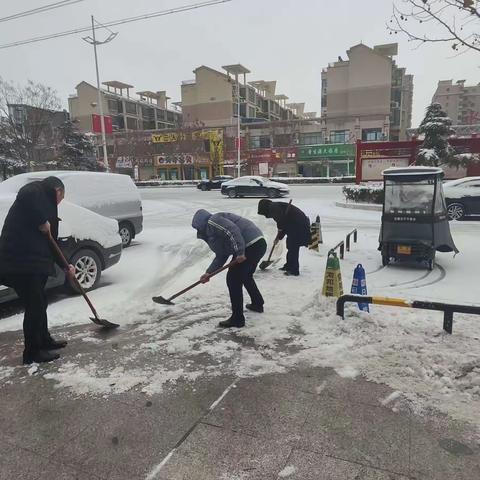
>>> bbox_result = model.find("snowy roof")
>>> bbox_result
[383,166,444,177]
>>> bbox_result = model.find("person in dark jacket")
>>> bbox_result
[0,177,75,364]
[258,199,310,276]
[192,209,267,328]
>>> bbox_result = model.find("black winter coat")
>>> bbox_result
[258,200,310,246]
[0,181,60,277]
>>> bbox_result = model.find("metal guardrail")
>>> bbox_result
[331,241,345,259]
[346,229,357,252]
[336,294,480,334]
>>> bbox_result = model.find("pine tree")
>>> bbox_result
[416,103,455,167]
[55,120,104,171]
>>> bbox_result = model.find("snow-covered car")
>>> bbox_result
[444,176,480,220]
[221,176,290,198]
[197,175,233,191]
[0,196,122,304]
[0,171,143,247]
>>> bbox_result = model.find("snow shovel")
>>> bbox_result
[152,259,238,305]
[46,230,119,329]
[259,199,293,271]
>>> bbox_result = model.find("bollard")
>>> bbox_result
[316,215,323,244]
[322,250,344,297]
[308,220,319,251]
[350,264,369,312]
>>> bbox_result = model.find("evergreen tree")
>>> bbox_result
[416,103,455,167]
[55,120,104,171]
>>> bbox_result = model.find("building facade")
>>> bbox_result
[68,81,182,135]
[321,43,413,143]
[432,80,480,126]
[181,65,313,127]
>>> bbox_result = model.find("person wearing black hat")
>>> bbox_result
[0,176,75,364]
[257,199,310,276]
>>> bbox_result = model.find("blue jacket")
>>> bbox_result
[192,209,264,273]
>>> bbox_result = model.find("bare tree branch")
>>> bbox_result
[388,0,480,53]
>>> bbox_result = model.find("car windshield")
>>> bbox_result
[385,179,435,214]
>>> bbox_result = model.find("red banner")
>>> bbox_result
[92,114,113,134]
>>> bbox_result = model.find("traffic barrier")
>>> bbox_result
[336,294,480,334]
[322,251,343,297]
[350,265,369,312]
[316,215,323,244]
[308,220,320,251]
[346,229,357,252]
[331,240,345,259]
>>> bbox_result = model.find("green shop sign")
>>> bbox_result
[299,143,355,160]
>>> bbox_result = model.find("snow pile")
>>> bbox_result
[343,183,384,204]
[278,465,296,477]
[58,201,120,249]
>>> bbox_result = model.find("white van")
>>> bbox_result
[0,171,143,247]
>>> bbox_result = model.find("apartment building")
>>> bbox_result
[321,43,413,142]
[68,81,182,134]
[432,80,480,125]
[181,64,313,127]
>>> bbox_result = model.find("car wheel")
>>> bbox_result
[201,184,208,191]
[447,203,465,221]
[228,189,237,198]
[267,188,278,198]
[382,255,390,267]
[67,249,101,293]
[119,222,134,247]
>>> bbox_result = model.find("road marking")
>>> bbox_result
[145,379,238,480]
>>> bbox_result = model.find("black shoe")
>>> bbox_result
[246,304,264,313]
[43,338,68,350]
[218,317,245,328]
[284,271,299,277]
[23,350,60,365]
[279,266,287,271]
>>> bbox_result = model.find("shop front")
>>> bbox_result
[154,154,213,180]
[247,147,297,177]
[298,143,355,178]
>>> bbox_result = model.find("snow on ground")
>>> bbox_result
[1,185,480,431]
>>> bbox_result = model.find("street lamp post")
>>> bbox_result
[83,16,117,172]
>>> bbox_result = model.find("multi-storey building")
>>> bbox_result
[68,81,182,134]
[432,80,480,126]
[181,64,313,127]
[321,43,413,143]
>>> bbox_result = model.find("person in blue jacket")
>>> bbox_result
[192,209,267,328]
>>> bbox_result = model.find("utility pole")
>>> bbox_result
[83,16,117,172]
[236,73,241,178]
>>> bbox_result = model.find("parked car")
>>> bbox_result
[197,175,233,191]
[0,196,122,304]
[0,171,143,247]
[444,176,480,220]
[221,176,290,198]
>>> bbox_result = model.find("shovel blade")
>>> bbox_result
[152,296,175,305]
[90,317,119,330]
[259,260,273,271]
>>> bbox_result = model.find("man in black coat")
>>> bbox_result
[258,199,310,276]
[0,176,75,364]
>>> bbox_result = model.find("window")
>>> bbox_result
[156,109,166,121]
[248,106,256,118]
[125,102,137,115]
[321,96,327,108]
[240,104,246,117]
[126,117,138,130]
[300,133,323,145]
[166,111,174,122]
[142,106,155,119]
[248,88,256,103]
[249,135,271,149]
[385,180,434,214]
[108,99,121,114]
[330,130,349,143]
[362,128,383,142]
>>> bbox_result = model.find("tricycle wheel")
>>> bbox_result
[382,255,390,267]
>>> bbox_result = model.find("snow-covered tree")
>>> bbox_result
[54,120,104,171]
[416,103,455,167]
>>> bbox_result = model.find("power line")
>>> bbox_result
[0,0,233,49]
[0,0,86,24]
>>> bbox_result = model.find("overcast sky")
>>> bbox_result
[1,0,479,126]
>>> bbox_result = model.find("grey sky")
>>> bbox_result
[1,0,479,126]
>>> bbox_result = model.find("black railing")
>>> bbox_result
[346,229,357,252]
[336,294,480,334]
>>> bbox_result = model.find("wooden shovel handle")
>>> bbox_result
[45,230,99,319]
[168,259,239,302]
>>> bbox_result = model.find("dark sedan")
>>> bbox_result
[444,177,480,220]
[197,175,233,191]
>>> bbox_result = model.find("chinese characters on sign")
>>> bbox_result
[299,143,355,160]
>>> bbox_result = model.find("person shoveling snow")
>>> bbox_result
[191,209,266,328]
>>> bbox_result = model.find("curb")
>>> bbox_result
[335,201,382,212]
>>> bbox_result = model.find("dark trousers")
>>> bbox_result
[285,236,302,275]
[226,238,267,320]
[5,275,50,353]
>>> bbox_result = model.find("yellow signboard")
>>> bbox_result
[151,133,185,143]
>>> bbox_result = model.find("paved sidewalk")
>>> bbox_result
[0,323,479,480]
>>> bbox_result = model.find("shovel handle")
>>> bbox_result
[168,259,238,302]
[45,230,100,319]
